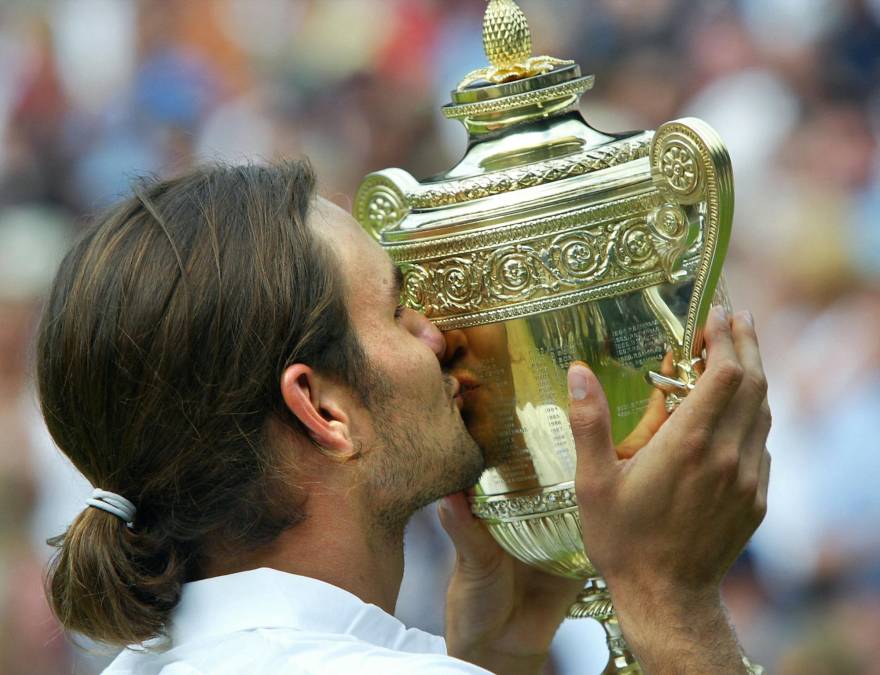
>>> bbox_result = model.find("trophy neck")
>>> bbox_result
[440,113,622,183]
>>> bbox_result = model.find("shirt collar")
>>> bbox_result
[169,567,447,655]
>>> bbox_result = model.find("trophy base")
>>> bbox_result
[568,577,643,674]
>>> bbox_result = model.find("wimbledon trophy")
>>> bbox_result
[355,1,733,672]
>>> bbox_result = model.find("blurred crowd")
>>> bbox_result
[1,0,878,673]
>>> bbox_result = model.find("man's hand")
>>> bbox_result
[570,307,771,674]
[440,491,585,675]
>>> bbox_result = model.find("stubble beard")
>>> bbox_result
[364,377,485,540]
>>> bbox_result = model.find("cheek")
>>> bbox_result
[362,318,448,409]
[378,343,445,405]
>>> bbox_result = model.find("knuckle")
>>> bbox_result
[713,359,744,391]
[715,449,741,482]
[683,423,712,456]
[744,372,769,400]
[569,406,606,440]
[575,473,602,501]
[759,402,773,430]
[737,473,760,500]
[752,494,768,523]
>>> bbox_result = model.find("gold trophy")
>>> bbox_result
[355,1,734,672]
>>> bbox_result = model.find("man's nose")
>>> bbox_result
[404,309,446,359]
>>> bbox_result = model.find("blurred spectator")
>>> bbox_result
[0,205,74,674]
[0,1,878,673]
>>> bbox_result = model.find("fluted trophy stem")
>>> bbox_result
[570,577,642,674]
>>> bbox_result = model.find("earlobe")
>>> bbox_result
[280,364,358,460]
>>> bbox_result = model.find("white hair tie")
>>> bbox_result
[86,488,136,527]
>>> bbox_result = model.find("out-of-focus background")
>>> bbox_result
[0,0,878,673]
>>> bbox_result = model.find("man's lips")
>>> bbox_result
[449,370,481,410]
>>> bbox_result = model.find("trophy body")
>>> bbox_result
[355,3,734,672]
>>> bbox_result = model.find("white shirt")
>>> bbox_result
[104,567,492,674]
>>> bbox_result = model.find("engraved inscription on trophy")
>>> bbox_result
[610,318,665,369]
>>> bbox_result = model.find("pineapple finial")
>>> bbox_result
[483,0,532,69]
[457,0,573,89]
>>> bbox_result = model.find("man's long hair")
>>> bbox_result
[38,161,368,647]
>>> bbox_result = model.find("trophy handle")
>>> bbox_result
[353,168,418,242]
[646,118,735,404]
[570,121,734,671]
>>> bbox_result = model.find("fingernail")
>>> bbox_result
[713,305,729,322]
[741,310,754,327]
[569,362,590,401]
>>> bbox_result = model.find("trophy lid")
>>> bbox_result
[355,0,651,243]
[442,0,595,136]
[354,0,733,340]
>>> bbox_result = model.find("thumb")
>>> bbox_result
[568,362,616,482]
[438,492,503,572]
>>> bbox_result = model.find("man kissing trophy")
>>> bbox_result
[356,1,756,673]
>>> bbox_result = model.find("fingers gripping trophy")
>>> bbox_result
[356,1,735,672]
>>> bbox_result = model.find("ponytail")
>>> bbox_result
[37,161,367,646]
[47,507,185,646]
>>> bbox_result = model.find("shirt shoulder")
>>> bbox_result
[259,629,494,675]
[266,647,493,674]
[103,628,493,675]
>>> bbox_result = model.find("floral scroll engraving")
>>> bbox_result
[647,202,690,282]
[399,204,691,320]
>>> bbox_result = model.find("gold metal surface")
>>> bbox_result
[407,134,651,209]
[444,75,592,120]
[355,1,736,672]
[457,0,574,88]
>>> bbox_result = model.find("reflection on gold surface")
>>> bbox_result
[455,278,730,584]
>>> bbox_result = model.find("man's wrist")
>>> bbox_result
[608,580,748,675]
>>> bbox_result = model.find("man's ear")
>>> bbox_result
[280,364,356,460]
